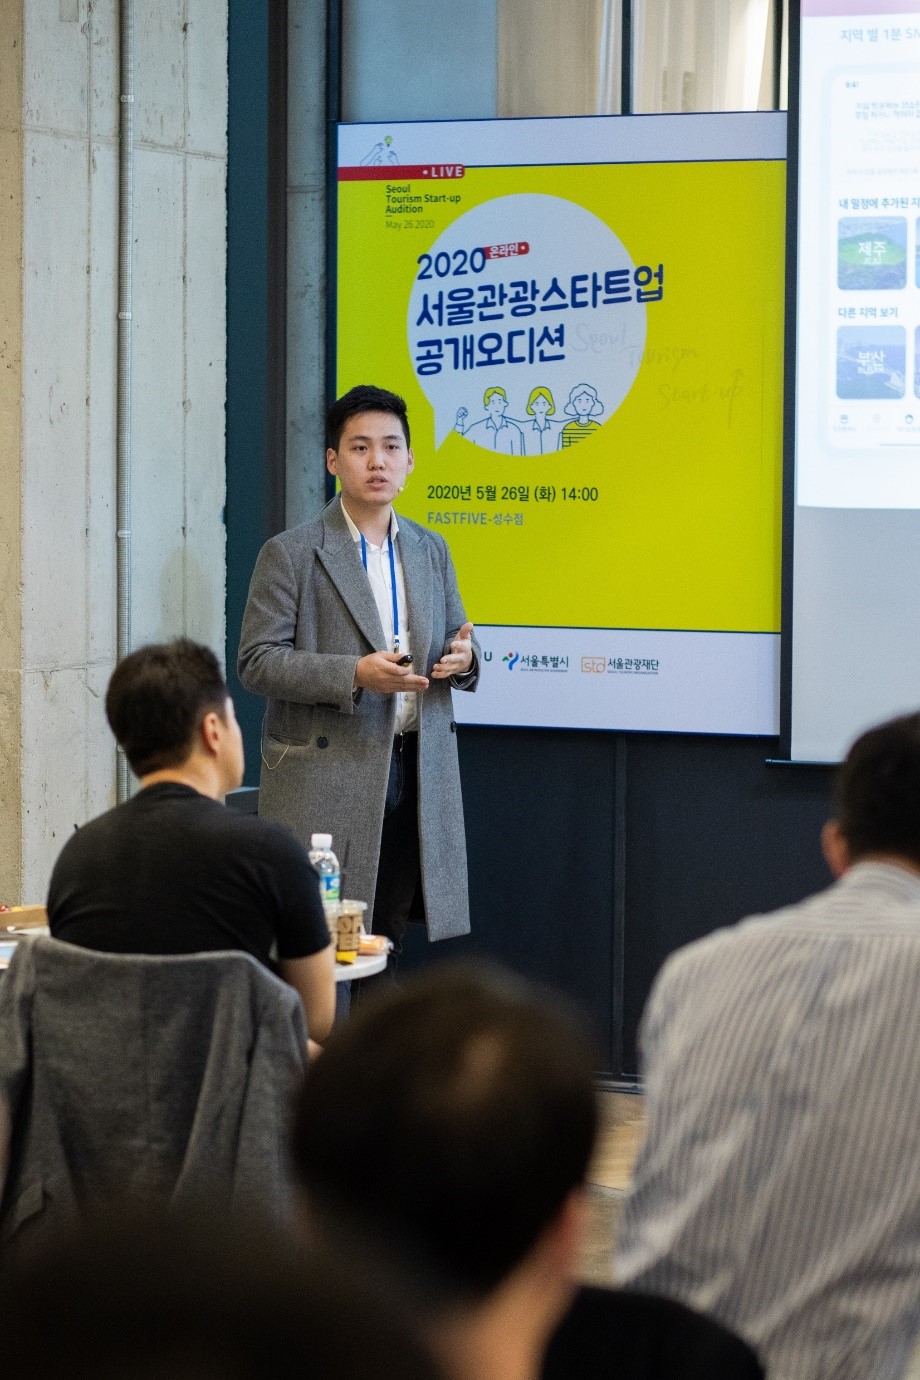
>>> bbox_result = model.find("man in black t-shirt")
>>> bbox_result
[47,639,335,1044]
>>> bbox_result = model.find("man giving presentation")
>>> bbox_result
[239,385,479,962]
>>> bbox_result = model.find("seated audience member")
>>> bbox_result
[291,965,762,1380]
[0,1204,445,1380]
[616,711,920,1380]
[292,964,596,1380]
[46,639,334,1043]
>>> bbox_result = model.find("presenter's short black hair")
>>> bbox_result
[326,385,411,451]
[292,964,598,1304]
[105,638,229,777]
[837,711,920,866]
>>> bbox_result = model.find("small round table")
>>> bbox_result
[334,951,388,983]
[0,936,389,983]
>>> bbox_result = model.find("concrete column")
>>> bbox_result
[0,0,228,903]
[0,2,25,902]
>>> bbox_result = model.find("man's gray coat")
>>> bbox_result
[238,497,479,941]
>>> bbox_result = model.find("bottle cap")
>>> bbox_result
[310,832,333,850]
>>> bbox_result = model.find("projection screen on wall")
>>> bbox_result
[336,112,786,736]
[787,0,920,762]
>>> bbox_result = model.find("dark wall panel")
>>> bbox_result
[401,727,835,1082]
[227,0,270,778]
[621,736,833,1074]
[226,0,287,785]
[399,726,618,1070]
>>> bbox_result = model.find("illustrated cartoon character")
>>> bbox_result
[511,386,565,456]
[560,383,604,447]
[455,387,524,455]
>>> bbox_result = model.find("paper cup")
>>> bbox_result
[335,899,367,954]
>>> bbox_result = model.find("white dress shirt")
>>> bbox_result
[342,503,417,733]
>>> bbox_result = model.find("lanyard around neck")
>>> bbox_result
[359,531,400,652]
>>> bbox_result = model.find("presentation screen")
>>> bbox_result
[336,114,785,734]
[788,1,920,761]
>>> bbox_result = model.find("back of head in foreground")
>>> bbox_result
[291,962,599,1308]
[0,1203,444,1380]
[824,710,920,873]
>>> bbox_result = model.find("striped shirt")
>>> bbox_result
[615,862,920,1380]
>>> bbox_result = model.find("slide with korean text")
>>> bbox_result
[336,114,786,734]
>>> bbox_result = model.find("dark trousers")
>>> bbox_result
[348,733,423,1007]
[371,731,423,951]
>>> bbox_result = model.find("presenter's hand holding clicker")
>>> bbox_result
[354,651,430,695]
[431,622,475,679]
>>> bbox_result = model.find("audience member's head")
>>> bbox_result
[824,710,920,874]
[0,1204,443,1380]
[326,384,411,451]
[105,638,243,791]
[292,963,599,1380]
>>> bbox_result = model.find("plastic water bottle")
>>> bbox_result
[308,832,341,918]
